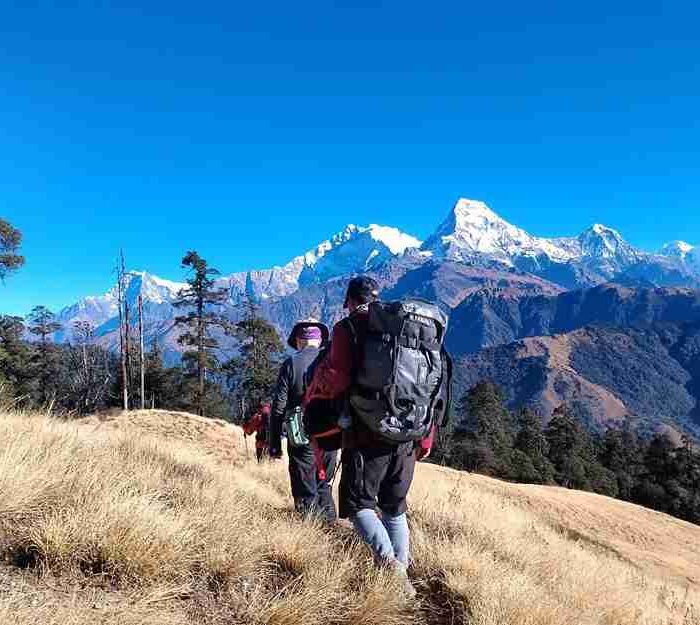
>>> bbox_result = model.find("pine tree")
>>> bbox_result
[453,382,515,476]
[173,251,229,416]
[27,306,63,407]
[144,341,179,409]
[599,423,643,500]
[226,298,283,411]
[544,404,590,489]
[545,404,617,495]
[27,306,62,345]
[0,219,24,280]
[0,315,33,403]
[513,407,555,483]
[634,433,676,512]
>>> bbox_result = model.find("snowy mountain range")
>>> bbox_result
[221,223,422,301]
[53,198,699,350]
[422,198,665,282]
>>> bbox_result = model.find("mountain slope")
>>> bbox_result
[456,324,700,433]
[446,283,700,357]
[1,408,698,625]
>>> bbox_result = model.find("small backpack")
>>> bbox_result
[284,406,310,447]
[349,299,452,443]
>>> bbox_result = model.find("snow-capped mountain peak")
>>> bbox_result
[220,222,422,301]
[659,240,700,273]
[125,271,187,304]
[576,223,637,261]
[54,270,185,342]
[453,197,502,221]
[590,223,618,235]
[422,198,572,263]
[365,224,422,255]
[296,223,420,286]
[299,223,419,266]
[660,240,695,260]
[421,199,647,277]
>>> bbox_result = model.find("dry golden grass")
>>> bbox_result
[0,409,699,625]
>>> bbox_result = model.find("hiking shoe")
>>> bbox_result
[388,560,417,600]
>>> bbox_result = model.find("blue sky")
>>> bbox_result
[1,1,699,316]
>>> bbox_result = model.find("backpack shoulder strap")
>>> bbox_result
[340,315,359,346]
[440,347,454,428]
[303,347,327,395]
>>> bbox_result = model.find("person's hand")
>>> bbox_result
[415,424,436,462]
[415,446,431,462]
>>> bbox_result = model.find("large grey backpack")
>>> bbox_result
[349,299,452,443]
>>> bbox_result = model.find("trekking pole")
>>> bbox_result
[240,396,250,461]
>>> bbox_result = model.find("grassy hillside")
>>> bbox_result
[0,409,699,625]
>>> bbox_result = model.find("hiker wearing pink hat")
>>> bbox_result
[269,318,337,522]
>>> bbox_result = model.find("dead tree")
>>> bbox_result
[138,293,145,410]
[117,251,129,410]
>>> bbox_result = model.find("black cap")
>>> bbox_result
[344,276,380,308]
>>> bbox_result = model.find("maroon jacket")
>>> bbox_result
[305,311,364,402]
[305,308,435,455]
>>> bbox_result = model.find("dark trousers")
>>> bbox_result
[339,441,416,519]
[288,444,338,523]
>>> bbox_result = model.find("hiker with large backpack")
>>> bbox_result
[268,319,338,523]
[304,276,452,597]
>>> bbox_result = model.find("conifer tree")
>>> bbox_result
[27,306,62,345]
[599,424,643,500]
[226,296,283,412]
[173,251,229,416]
[513,407,555,483]
[27,306,62,407]
[0,315,33,402]
[544,404,589,489]
[0,218,24,280]
[144,341,179,409]
[453,382,515,475]
[544,404,617,495]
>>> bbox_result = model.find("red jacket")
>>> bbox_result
[243,404,270,449]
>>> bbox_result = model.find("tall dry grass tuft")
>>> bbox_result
[0,409,699,625]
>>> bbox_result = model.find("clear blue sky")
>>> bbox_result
[2,1,698,316]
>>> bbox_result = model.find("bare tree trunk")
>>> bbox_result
[241,396,249,460]
[82,339,88,379]
[198,298,205,416]
[117,252,129,411]
[125,299,131,410]
[138,294,145,410]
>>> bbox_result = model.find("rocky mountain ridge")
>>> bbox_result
[55,197,699,338]
[47,199,700,434]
